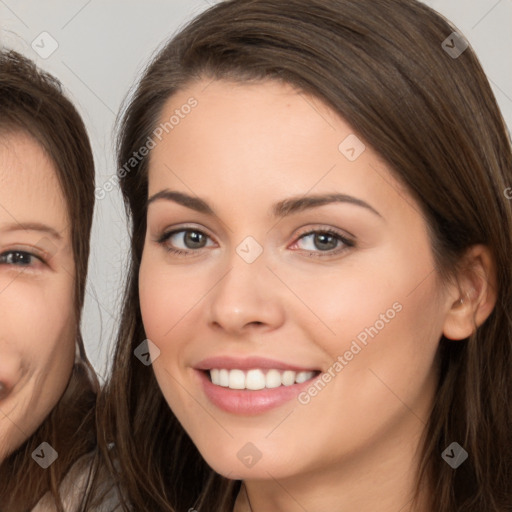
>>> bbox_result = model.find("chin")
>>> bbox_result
[196,440,298,481]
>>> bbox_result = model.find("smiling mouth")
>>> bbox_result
[207,368,321,390]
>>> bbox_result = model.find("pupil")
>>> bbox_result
[185,231,205,249]
[8,252,31,265]
[315,233,337,251]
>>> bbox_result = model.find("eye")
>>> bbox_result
[0,250,42,267]
[291,229,354,256]
[157,228,216,255]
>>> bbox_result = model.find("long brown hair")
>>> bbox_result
[101,1,512,510]
[0,50,98,511]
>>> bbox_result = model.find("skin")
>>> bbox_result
[139,80,495,512]
[0,132,76,462]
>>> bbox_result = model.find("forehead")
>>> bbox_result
[149,79,357,190]
[0,131,69,229]
[147,79,414,221]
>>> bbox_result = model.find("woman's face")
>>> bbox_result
[140,80,456,481]
[0,132,76,462]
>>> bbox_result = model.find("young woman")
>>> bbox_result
[101,0,512,510]
[0,49,114,511]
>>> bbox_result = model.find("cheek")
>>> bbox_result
[272,253,401,346]
[281,238,441,344]
[139,256,217,415]
[139,254,212,341]
[1,279,74,356]
[302,265,444,419]
[0,279,76,457]
[280,246,444,410]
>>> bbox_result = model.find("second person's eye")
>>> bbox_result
[0,250,43,267]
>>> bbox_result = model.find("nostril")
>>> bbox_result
[0,381,6,399]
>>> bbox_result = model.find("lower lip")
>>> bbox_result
[196,370,316,415]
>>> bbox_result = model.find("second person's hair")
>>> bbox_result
[0,50,99,512]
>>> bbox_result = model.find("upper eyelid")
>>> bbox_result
[157,225,217,244]
[0,247,44,258]
[158,226,347,239]
[294,225,353,239]
[289,224,355,246]
[295,224,357,241]
[290,229,354,250]
[158,226,354,251]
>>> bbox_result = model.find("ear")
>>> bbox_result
[442,245,497,341]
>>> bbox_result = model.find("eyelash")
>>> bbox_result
[290,228,355,258]
[156,227,355,259]
[0,250,45,269]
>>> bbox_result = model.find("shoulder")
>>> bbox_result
[32,451,124,512]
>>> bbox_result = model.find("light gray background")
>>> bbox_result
[0,0,510,381]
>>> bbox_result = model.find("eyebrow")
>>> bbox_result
[147,190,382,219]
[272,193,382,218]
[148,190,214,215]
[0,222,63,241]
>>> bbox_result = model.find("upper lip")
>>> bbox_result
[195,356,319,372]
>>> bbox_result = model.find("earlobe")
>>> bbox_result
[442,245,497,341]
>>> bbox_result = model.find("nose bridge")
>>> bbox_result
[207,242,284,333]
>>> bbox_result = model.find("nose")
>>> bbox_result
[0,381,9,400]
[207,256,286,336]
[0,342,23,399]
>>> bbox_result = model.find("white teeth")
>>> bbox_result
[281,370,296,386]
[295,371,315,384]
[229,369,246,389]
[265,369,282,389]
[210,369,220,385]
[208,368,317,390]
[246,369,266,390]
[219,369,229,387]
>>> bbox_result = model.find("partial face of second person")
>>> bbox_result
[139,80,461,485]
[0,132,75,461]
